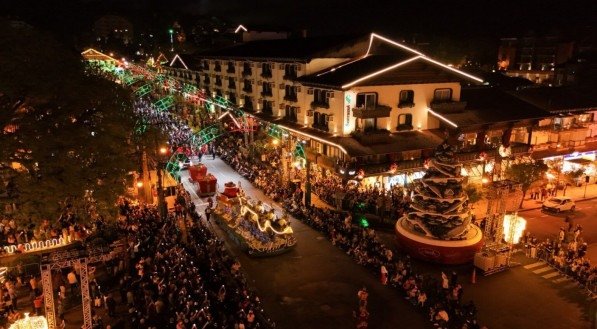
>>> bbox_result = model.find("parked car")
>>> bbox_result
[542,197,576,213]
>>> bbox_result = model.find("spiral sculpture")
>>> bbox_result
[404,142,472,240]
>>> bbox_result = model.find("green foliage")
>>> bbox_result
[506,161,549,194]
[0,19,138,222]
[464,184,483,204]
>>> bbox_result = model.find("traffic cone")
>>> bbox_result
[471,268,477,284]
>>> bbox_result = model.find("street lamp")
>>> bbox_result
[168,29,174,51]
[157,146,168,219]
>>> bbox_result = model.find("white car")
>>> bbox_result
[542,197,576,213]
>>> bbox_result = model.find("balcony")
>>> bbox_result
[312,123,329,132]
[397,101,415,109]
[352,105,391,119]
[310,101,329,109]
[283,73,297,80]
[261,90,273,97]
[429,100,467,113]
[284,94,298,102]
[242,69,252,76]
[242,86,253,93]
[284,114,297,123]
[261,71,273,79]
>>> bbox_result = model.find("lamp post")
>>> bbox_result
[157,146,168,219]
[168,29,174,52]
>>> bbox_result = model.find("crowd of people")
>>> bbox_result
[115,190,274,329]
[527,225,597,296]
[214,134,485,329]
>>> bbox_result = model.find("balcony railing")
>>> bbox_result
[310,101,329,109]
[261,71,272,78]
[261,90,273,97]
[242,86,253,93]
[312,123,329,132]
[242,69,252,76]
[398,101,415,109]
[284,94,298,102]
[352,104,392,119]
[429,100,467,113]
[283,73,297,80]
[284,115,298,123]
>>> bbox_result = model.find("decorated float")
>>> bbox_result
[214,184,296,257]
[395,142,483,264]
[189,163,217,197]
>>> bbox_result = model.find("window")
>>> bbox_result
[243,79,252,93]
[285,105,298,122]
[202,60,209,70]
[284,64,297,79]
[204,74,210,84]
[243,96,253,110]
[214,61,221,72]
[284,85,297,101]
[312,89,329,108]
[356,93,377,109]
[398,90,414,108]
[243,62,252,76]
[434,88,452,102]
[229,93,237,105]
[261,82,272,96]
[313,112,329,131]
[227,61,235,73]
[262,100,273,114]
[397,114,413,130]
[261,63,272,78]
[228,77,236,89]
[215,76,222,86]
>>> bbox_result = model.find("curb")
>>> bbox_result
[518,196,597,212]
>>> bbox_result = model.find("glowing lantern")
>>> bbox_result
[503,214,526,244]
[9,313,48,329]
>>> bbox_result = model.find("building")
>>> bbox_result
[497,36,575,85]
[160,34,570,187]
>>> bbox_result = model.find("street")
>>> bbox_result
[180,158,426,329]
[181,157,595,329]
[522,199,597,263]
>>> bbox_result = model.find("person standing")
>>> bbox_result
[204,206,212,223]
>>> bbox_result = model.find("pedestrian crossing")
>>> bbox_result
[523,261,575,285]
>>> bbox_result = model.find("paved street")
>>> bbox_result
[179,157,597,329]
[180,158,426,329]
[522,199,597,263]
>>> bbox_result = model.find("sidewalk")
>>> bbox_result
[519,182,597,212]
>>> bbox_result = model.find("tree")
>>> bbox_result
[0,19,140,222]
[505,160,549,208]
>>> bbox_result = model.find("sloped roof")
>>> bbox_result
[513,86,597,113]
[297,55,479,89]
[196,35,367,61]
[435,87,550,128]
[169,54,199,70]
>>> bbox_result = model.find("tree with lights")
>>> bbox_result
[0,19,142,222]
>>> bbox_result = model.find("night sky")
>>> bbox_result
[2,0,594,38]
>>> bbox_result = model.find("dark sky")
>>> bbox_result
[1,0,595,40]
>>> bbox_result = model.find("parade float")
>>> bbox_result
[189,163,217,197]
[395,142,483,264]
[214,184,296,257]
